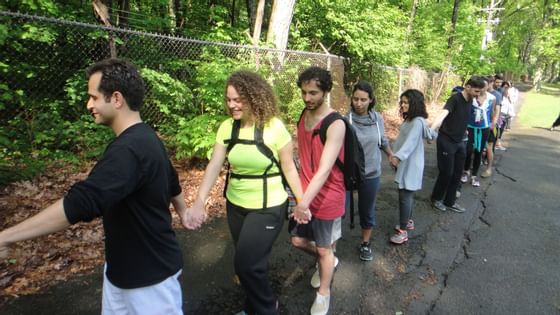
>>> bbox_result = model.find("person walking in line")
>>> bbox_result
[290,66,346,315]
[461,77,496,187]
[189,70,305,315]
[389,89,435,244]
[346,81,393,260]
[497,81,515,145]
[482,75,504,177]
[0,59,203,315]
[551,112,560,131]
[430,76,485,213]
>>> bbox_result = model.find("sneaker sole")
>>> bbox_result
[447,207,466,213]
[390,237,408,245]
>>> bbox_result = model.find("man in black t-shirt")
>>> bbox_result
[430,76,486,213]
[0,59,206,314]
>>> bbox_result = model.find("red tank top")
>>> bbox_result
[297,111,345,220]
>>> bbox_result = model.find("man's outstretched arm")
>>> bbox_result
[0,198,71,259]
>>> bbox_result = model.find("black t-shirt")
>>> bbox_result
[439,92,472,143]
[64,122,183,289]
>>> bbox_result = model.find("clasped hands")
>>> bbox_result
[291,204,312,224]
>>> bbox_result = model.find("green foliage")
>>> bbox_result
[140,68,193,132]
[175,113,227,160]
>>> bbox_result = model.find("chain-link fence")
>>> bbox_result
[0,11,347,129]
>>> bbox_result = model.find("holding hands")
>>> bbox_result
[291,203,312,224]
[389,155,400,169]
[181,198,207,230]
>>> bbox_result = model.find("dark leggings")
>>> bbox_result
[464,127,490,177]
[227,200,286,315]
[431,133,466,206]
[553,112,560,128]
[398,189,415,228]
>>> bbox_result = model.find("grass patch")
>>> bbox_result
[517,84,560,129]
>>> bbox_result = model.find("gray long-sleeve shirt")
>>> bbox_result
[347,110,389,179]
[393,117,436,191]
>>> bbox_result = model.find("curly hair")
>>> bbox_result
[400,89,428,121]
[297,66,332,92]
[225,70,278,128]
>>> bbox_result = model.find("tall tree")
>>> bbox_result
[266,0,296,50]
[448,0,460,49]
[252,0,266,45]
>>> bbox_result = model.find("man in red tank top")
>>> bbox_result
[290,67,345,315]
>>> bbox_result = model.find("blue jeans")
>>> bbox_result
[346,176,381,229]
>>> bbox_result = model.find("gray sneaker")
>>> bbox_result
[432,200,447,212]
[447,203,466,213]
[359,242,373,261]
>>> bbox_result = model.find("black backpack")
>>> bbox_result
[223,119,287,209]
[298,110,366,191]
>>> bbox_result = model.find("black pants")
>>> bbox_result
[465,127,490,177]
[431,134,466,206]
[227,200,286,315]
[553,112,560,128]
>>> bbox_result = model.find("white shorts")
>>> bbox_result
[102,265,183,315]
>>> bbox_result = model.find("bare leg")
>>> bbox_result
[316,246,335,296]
[361,228,372,243]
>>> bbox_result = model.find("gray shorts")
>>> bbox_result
[289,217,342,248]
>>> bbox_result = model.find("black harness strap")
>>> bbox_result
[223,120,284,209]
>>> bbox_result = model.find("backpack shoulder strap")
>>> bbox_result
[224,119,241,153]
[313,111,345,171]
[314,111,343,144]
[253,126,277,165]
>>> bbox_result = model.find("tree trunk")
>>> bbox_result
[92,0,117,58]
[168,0,176,32]
[174,0,184,29]
[448,0,460,49]
[117,0,129,27]
[230,0,236,26]
[246,0,257,33]
[407,0,418,36]
[266,0,296,51]
[252,0,265,45]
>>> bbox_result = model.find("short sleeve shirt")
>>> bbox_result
[216,117,291,209]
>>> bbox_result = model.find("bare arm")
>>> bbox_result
[0,199,70,259]
[430,109,449,131]
[278,140,309,223]
[190,143,227,215]
[295,119,345,212]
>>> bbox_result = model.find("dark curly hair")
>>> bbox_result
[86,58,145,111]
[400,89,428,121]
[297,66,332,92]
[225,70,278,128]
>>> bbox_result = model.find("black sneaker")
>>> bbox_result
[359,242,373,261]
[447,203,466,213]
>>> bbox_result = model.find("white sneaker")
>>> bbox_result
[310,256,339,288]
[310,292,330,315]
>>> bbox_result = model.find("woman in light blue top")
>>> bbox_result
[346,81,393,261]
[389,89,435,245]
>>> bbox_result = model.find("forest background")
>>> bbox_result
[0,0,559,184]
